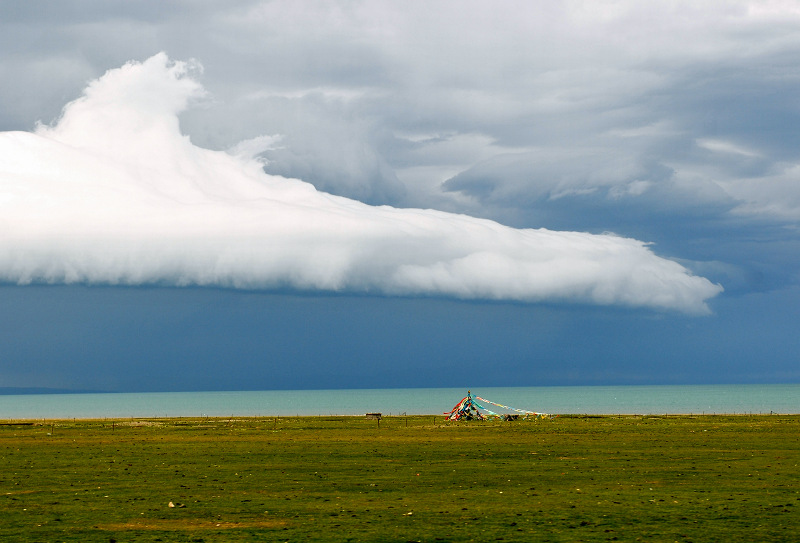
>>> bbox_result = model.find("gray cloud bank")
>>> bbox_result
[3,2,800,226]
[0,54,721,313]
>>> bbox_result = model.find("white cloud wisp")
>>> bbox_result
[0,54,722,313]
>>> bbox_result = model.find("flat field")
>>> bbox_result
[1,414,799,542]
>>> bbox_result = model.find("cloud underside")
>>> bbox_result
[0,54,721,313]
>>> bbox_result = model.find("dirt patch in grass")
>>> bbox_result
[99,518,286,530]
[118,421,164,427]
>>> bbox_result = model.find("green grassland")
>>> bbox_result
[1,414,799,542]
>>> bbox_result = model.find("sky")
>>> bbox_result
[1,1,799,392]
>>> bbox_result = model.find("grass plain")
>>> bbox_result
[1,414,799,542]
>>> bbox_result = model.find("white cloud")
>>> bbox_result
[0,54,723,313]
[5,1,793,223]
[726,163,800,219]
[696,139,761,158]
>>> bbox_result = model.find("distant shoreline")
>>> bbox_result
[0,387,107,395]
[2,412,796,423]
[1,385,797,419]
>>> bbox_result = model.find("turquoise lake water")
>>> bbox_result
[1,384,798,419]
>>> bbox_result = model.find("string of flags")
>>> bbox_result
[444,390,551,421]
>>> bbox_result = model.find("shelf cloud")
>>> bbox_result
[0,54,722,313]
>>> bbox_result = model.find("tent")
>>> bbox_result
[444,390,550,420]
[444,391,486,420]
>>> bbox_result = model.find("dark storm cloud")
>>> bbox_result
[0,54,720,313]
[2,1,800,391]
[4,1,800,221]
[2,1,797,300]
